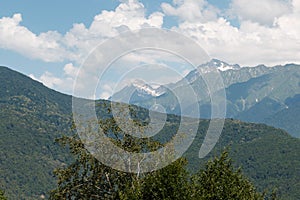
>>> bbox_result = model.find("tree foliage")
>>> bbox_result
[49,135,134,200]
[50,105,272,199]
[49,114,163,200]
[0,189,7,200]
[191,151,265,200]
[119,158,191,200]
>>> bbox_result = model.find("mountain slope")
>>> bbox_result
[111,79,167,103]
[264,94,300,137]
[112,61,300,137]
[0,66,300,199]
[183,119,300,199]
[226,65,300,137]
[0,66,73,199]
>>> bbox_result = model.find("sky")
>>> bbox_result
[0,0,299,99]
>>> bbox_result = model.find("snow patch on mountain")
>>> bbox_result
[201,59,241,72]
[132,80,165,97]
[185,59,241,83]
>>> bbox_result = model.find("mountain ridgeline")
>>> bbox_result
[112,60,300,138]
[0,65,300,199]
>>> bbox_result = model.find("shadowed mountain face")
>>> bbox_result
[0,66,300,199]
[263,94,300,137]
[112,60,300,137]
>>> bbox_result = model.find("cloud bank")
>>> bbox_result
[0,0,299,98]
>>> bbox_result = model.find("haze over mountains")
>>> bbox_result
[0,65,300,199]
[112,59,300,137]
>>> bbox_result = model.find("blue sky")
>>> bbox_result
[0,0,230,32]
[0,0,299,98]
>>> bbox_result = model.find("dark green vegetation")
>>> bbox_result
[0,189,7,200]
[0,66,73,199]
[0,66,300,199]
[49,133,267,200]
[184,120,300,199]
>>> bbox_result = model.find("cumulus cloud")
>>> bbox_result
[0,0,164,64]
[63,63,79,78]
[1,0,166,98]
[229,0,292,26]
[2,0,300,98]
[170,0,300,66]
[63,0,164,63]
[1,0,299,68]
[0,14,69,62]
[161,0,219,22]
[29,63,79,94]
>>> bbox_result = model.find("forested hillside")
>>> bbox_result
[0,66,299,199]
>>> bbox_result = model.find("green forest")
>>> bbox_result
[0,66,300,199]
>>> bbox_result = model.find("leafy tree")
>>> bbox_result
[119,158,191,200]
[49,109,163,200]
[50,134,269,200]
[50,104,269,199]
[49,135,135,200]
[50,133,192,200]
[191,151,265,200]
[0,189,7,200]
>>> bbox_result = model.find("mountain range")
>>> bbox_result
[111,59,300,137]
[0,65,300,199]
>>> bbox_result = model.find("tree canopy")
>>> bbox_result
[50,136,270,199]
[50,108,274,199]
[0,190,7,200]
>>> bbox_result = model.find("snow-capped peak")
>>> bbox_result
[200,59,241,72]
[132,80,165,97]
[185,59,241,83]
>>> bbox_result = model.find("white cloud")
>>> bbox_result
[39,71,65,88]
[63,0,164,64]
[0,0,166,98]
[30,63,79,94]
[0,14,69,62]
[229,0,292,26]
[98,84,114,99]
[63,63,79,78]
[1,0,299,68]
[30,71,65,89]
[2,0,300,98]
[293,0,300,12]
[161,0,219,22]
[170,0,300,66]
[93,0,163,30]
[0,0,164,64]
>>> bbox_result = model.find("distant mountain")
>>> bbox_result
[1,65,300,199]
[111,59,241,104]
[264,94,300,137]
[226,64,300,137]
[111,79,167,104]
[201,59,241,71]
[112,60,300,137]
